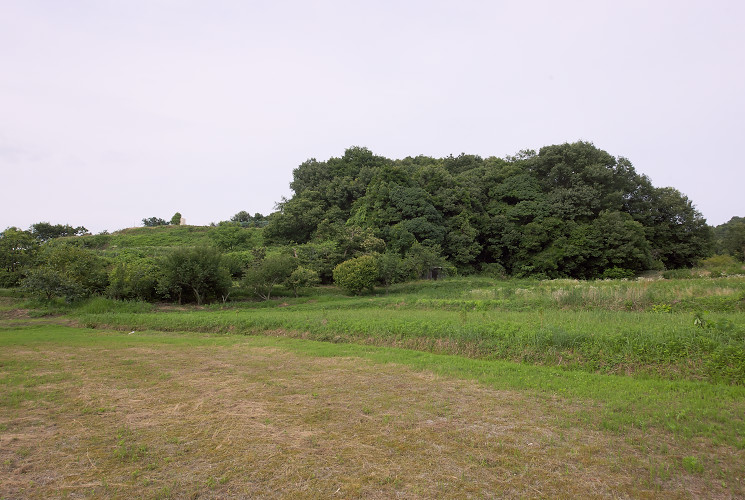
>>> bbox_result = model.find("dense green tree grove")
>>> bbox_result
[266,143,713,278]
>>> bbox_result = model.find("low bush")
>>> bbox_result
[333,255,378,295]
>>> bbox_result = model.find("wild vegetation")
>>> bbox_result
[1,142,744,496]
[266,142,713,278]
[45,274,740,386]
[1,306,744,497]
[2,142,743,305]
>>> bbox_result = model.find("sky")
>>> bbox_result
[1,0,743,233]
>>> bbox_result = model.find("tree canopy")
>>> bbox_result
[265,142,713,278]
[714,216,745,262]
[30,222,88,241]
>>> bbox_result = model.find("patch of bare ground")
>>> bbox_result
[0,308,30,320]
[1,341,743,499]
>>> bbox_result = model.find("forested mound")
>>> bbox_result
[264,142,712,279]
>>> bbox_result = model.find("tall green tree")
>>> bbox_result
[0,227,38,286]
[714,217,745,261]
[644,187,712,269]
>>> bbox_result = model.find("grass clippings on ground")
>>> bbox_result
[1,326,743,498]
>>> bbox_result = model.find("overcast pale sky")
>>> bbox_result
[2,0,743,233]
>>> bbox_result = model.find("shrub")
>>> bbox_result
[333,255,378,295]
[480,262,507,279]
[21,268,85,302]
[600,267,635,280]
[376,251,409,289]
[700,254,743,276]
[241,254,297,300]
[286,266,320,297]
[107,258,160,301]
[26,244,109,299]
[158,246,232,305]
[662,268,693,280]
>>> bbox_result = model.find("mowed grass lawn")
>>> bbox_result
[2,324,744,499]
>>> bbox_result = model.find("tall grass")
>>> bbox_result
[71,275,745,385]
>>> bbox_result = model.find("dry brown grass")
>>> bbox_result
[1,338,743,499]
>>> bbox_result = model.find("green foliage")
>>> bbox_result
[22,243,109,301]
[71,275,745,385]
[264,192,328,244]
[662,269,693,280]
[76,296,153,315]
[600,267,636,280]
[21,267,85,301]
[293,240,340,284]
[142,217,168,227]
[643,187,713,269]
[207,223,260,251]
[699,254,743,276]
[402,242,452,280]
[108,226,214,248]
[158,246,232,305]
[267,142,713,279]
[170,212,182,225]
[30,222,88,241]
[714,216,745,261]
[76,233,111,249]
[682,456,704,474]
[651,303,672,313]
[107,256,161,301]
[222,251,254,278]
[376,251,408,289]
[230,211,268,228]
[286,266,320,297]
[333,255,378,295]
[0,227,39,287]
[241,254,297,300]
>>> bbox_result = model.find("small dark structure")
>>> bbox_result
[424,266,446,281]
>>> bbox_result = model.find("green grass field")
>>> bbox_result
[68,276,745,385]
[2,275,744,497]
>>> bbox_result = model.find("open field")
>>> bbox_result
[67,276,745,385]
[2,324,745,499]
[2,275,745,498]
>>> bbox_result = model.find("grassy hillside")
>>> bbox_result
[54,224,265,259]
[108,225,215,248]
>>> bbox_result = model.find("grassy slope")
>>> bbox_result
[107,226,215,248]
